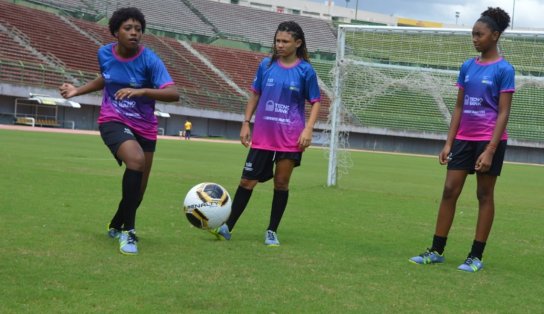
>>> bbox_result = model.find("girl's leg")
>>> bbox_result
[115,140,146,231]
[267,159,295,232]
[225,178,258,231]
[109,148,152,230]
[434,170,469,236]
[468,173,498,259]
[432,170,468,253]
[140,152,154,200]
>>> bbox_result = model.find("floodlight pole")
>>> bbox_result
[511,0,516,29]
[355,0,359,20]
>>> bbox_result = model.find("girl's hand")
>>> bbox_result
[475,150,493,172]
[59,83,78,99]
[298,128,313,151]
[438,146,451,165]
[240,123,251,147]
[115,88,144,100]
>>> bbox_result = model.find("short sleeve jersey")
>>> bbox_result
[250,57,321,152]
[455,57,515,141]
[97,43,174,140]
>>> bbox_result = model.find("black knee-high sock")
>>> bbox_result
[469,240,486,260]
[121,168,143,231]
[226,186,253,231]
[109,199,125,230]
[431,235,447,255]
[267,189,289,232]
[110,198,142,230]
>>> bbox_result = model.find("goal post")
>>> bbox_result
[326,25,544,186]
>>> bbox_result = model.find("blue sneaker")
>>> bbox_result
[409,249,445,264]
[264,230,280,247]
[107,224,121,239]
[209,224,231,240]
[119,230,138,255]
[457,257,483,272]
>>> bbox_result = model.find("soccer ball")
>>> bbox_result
[183,182,232,230]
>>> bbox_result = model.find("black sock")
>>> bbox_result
[226,185,253,231]
[431,235,447,255]
[469,240,486,260]
[120,168,143,231]
[267,189,289,232]
[109,199,125,230]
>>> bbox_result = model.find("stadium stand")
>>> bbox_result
[0,23,45,64]
[96,0,216,37]
[191,42,266,92]
[0,19,66,87]
[191,42,330,121]
[0,1,98,73]
[187,0,337,53]
[0,0,541,149]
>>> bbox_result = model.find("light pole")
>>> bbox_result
[355,0,359,20]
[455,11,460,25]
[511,0,516,29]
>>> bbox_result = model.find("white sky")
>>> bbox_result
[310,0,544,29]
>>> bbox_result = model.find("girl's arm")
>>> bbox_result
[240,92,260,147]
[298,101,321,150]
[475,92,513,171]
[114,85,180,102]
[59,76,105,99]
[440,89,464,164]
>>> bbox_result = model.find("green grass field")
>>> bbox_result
[1,129,543,313]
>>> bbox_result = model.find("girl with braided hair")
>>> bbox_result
[409,7,515,272]
[210,21,321,246]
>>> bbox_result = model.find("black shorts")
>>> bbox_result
[447,139,507,176]
[99,121,156,166]
[241,148,302,182]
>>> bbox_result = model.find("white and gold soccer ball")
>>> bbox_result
[183,182,232,230]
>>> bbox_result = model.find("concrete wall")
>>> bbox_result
[1,83,542,164]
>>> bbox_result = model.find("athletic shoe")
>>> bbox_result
[457,257,483,273]
[107,224,121,239]
[409,249,445,264]
[264,230,280,247]
[119,230,138,255]
[209,224,231,240]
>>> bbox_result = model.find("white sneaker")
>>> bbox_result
[264,230,280,247]
[119,230,138,255]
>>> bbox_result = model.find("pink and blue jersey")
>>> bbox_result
[250,57,321,152]
[455,57,515,141]
[97,43,174,140]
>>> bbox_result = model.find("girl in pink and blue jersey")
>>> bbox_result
[409,7,515,272]
[59,7,179,255]
[211,21,321,246]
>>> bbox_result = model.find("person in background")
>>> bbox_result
[184,119,192,140]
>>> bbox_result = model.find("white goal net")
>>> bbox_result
[326,25,544,186]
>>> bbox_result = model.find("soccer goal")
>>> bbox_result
[326,25,544,186]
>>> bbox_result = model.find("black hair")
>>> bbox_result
[109,7,146,37]
[478,7,510,34]
[269,21,309,66]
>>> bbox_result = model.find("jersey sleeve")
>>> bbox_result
[499,64,515,93]
[251,58,268,94]
[148,51,174,89]
[456,59,470,90]
[97,45,106,73]
[305,66,321,104]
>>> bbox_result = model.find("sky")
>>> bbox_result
[309,0,544,29]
